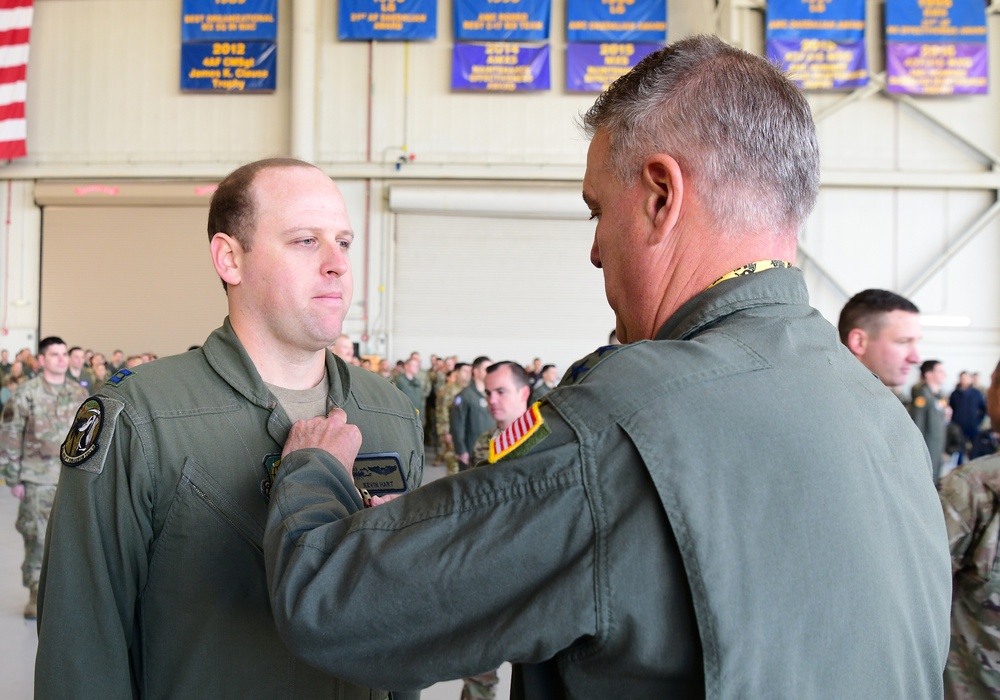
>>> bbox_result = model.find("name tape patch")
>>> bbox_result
[353,452,405,496]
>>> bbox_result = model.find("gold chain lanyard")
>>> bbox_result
[707,260,793,290]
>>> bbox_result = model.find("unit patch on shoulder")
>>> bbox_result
[489,402,550,464]
[106,368,135,387]
[913,396,926,408]
[353,452,405,496]
[60,396,126,474]
[561,344,623,387]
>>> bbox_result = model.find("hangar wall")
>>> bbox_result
[0,0,994,380]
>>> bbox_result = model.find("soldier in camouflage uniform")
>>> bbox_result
[939,356,1000,699]
[462,361,532,700]
[436,364,465,474]
[0,336,89,618]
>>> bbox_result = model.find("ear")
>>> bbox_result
[641,153,684,245]
[519,386,532,405]
[210,233,243,288]
[846,328,868,357]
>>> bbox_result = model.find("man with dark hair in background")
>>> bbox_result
[35,158,423,699]
[529,364,558,404]
[450,355,492,469]
[393,355,424,411]
[263,37,949,697]
[462,360,533,699]
[0,336,88,618]
[911,359,949,482]
[838,288,921,391]
[66,346,96,395]
[951,371,987,462]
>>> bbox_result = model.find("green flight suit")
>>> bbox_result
[450,384,491,463]
[393,373,424,412]
[911,380,947,482]
[36,319,424,700]
[264,268,950,698]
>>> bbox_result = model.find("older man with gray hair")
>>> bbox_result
[263,35,950,698]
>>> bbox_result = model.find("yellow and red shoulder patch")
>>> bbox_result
[914,396,927,408]
[489,401,550,464]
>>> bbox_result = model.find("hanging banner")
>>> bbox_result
[452,43,550,91]
[181,0,277,41]
[339,0,437,41]
[566,0,666,44]
[181,41,276,92]
[454,0,550,41]
[766,0,868,91]
[885,0,988,95]
[565,42,660,92]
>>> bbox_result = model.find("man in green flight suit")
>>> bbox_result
[450,355,492,469]
[912,359,949,482]
[35,158,424,699]
[262,37,950,698]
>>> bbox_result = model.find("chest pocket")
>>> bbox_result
[173,457,265,557]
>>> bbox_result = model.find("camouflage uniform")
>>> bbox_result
[462,425,502,699]
[436,382,461,474]
[939,454,1000,698]
[0,376,88,588]
[470,426,499,468]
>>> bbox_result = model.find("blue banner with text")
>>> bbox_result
[454,0,550,41]
[566,0,666,43]
[181,0,277,42]
[340,0,437,41]
[452,43,550,91]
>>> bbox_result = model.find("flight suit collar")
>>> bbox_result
[655,266,809,342]
[201,317,352,444]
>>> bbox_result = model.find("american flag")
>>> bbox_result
[0,0,31,160]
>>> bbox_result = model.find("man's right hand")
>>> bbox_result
[282,408,362,476]
[10,483,24,501]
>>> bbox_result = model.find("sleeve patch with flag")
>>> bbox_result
[489,401,550,464]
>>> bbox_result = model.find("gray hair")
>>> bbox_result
[581,34,820,237]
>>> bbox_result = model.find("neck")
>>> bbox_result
[474,378,485,392]
[230,316,328,390]
[42,370,65,385]
[643,227,797,342]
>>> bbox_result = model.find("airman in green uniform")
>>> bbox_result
[35,159,423,700]
[262,38,949,699]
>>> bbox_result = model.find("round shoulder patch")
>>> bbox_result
[61,397,105,466]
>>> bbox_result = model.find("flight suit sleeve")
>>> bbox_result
[910,389,930,440]
[35,403,154,700]
[264,410,598,692]
[450,396,468,454]
[0,387,29,483]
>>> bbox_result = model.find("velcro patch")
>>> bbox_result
[489,402,550,464]
[260,453,282,501]
[60,396,126,474]
[106,368,134,387]
[353,452,406,496]
[561,344,622,387]
[914,396,926,408]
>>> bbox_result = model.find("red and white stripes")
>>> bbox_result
[0,0,31,160]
